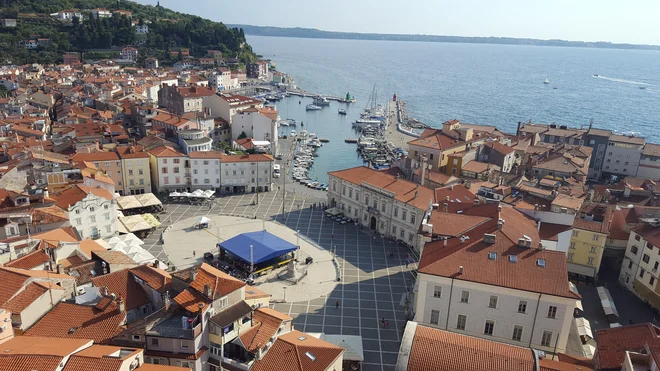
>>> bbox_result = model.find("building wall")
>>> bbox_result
[231,111,277,154]
[408,144,443,171]
[88,159,124,195]
[585,134,610,178]
[637,155,660,180]
[603,141,643,177]
[567,229,607,278]
[15,289,64,331]
[150,155,188,192]
[619,230,645,290]
[0,309,13,343]
[190,158,221,190]
[414,273,576,354]
[327,175,424,249]
[67,193,117,239]
[122,157,151,195]
[219,160,272,193]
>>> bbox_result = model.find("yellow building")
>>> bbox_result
[567,208,612,281]
[116,145,151,195]
[407,120,489,173]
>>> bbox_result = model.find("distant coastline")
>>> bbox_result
[230,24,660,51]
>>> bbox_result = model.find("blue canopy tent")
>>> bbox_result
[218,231,297,265]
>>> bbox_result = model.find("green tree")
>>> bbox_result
[237,131,247,140]
[0,85,9,98]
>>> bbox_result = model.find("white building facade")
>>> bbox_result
[219,155,273,194]
[148,146,188,192]
[189,152,222,190]
[67,192,117,239]
[231,108,278,155]
[602,135,645,178]
[414,272,578,354]
[327,167,432,249]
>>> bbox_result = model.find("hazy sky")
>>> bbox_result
[141,0,660,45]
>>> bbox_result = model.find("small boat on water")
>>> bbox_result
[640,86,647,90]
[313,96,330,106]
[306,104,322,111]
[338,108,347,115]
[544,78,550,84]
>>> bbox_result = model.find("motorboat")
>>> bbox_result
[640,86,647,90]
[306,104,322,111]
[543,78,550,84]
[312,96,330,106]
[338,108,347,115]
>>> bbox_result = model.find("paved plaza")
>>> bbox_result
[141,189,415,371]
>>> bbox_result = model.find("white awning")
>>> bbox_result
[597,286,620,318]
[575,317,593,340]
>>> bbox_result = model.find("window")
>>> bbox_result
[592,234,599,241]
[381,203,386,212]
[488,295,498,309]
[572,230,578,237]
[75,209,81,215]
[636,235,642,241]
[641,269,646,278]
[411,214,416,224]
[349,189,353,198]
[632,246,639,255]
[151,338,159,346]
[394,207,398,218]
[484,320,494,336]
[139,169,144,175]
[129,169,133,175]
[628,261,633,269]
[541,331,553,347]
[90,216,96,223]
[400,229,405,238]
[456,314,467,330]
[518,301,527,314]
[587,257,595,265]
[408,233,414,242]
[373,199,378,208]
[590,246,597,253]
[433,286,442,298]
[569,242,576,249]
[651,276,656,286]
[547,306,557,319]
[643,254,651,264]
[430,309,440,325]
[654,262,659,271]
[392,226,397,235]
[106,226,111,233]
[365,195,369,205]
[89,207,95,212]
[180,341,189,350]
[342,185,346,195]
[104,213,110,220]
[648,242,655,250]
[161,167,168,174]
[512,325,524,341]
[173,158,180,164]
[355,190,360,200]
[460,290,469,303]
[174,167,180,173]
[568,253,574,261]
[76,218,82,225]
[402,210,407,221]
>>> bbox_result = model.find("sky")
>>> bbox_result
[141,0,660,45]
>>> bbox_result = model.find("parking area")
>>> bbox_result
[140,189,413,370]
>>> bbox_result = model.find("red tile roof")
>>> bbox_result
[63,356,123,371]
[4,250,51,269]
[405,325,534,371]
[92,268,151,311]
[189,263,246,300]
[596,323,660,370]
[2,281,59,313]
[71,151,119,162]
[238,308,293,353]
[634,224,660,248]
[24,301,126,344]
[419,206,579,299]
[329,166,436,210]
[148,145,185,158]
[53,184,114,210]
[130,264,172,293]
[251,330,343,371]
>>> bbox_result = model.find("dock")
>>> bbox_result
[384,100,418,148]
[287,90,356,104]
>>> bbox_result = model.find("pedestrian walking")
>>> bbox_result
[405,261,409,268]
[193,250,196,257]
[385,320,389,328]
[335,300,340,309]
[381,318,385,328]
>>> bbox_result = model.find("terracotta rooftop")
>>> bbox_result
[238,307,293,353]
[419,206,579,299]
[596,323,660,370]
[130,264,172,293]
[402,323,535,371]
[53,184,113,210]
[251,330,344,371]
[329,166,437,210]
[92,268,151,311]
[189,262,246,300]
[148,145,185,158]
[71,151,119,162]
[2,281,60,313]
[93,250,137,265]
[0,337,92,371]
[4,249,51,269]
[24,300,126,344]
[0,266,72,308]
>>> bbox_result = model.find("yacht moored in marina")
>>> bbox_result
[312,96,330,106]
[338,108,347,115]
[306,104,322,111]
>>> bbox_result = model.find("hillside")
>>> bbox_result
[0,0,257,65]
[231,24,660,51]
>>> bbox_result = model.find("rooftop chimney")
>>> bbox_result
[497,218,505,230]
[190,269,198,282]
[443,237,447,246]
[458,266,463,275]
[117,297,125,313]
[473,198,479,205]
[203,283,212,299]
[443,203,448,212]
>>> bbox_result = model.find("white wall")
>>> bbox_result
[191,158,221,189]
[220,160,273,192]
[155,157,187,191]
[517,208,575,226]
[414,272,576,353]
[67,193,117,238]
[603,142,643,177]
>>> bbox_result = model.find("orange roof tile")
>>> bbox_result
[405,324,534,371]
[238,307,293,353]
[79,239,107,258]
[245,285,271,300]
[4,250,51,269]
[138,365,193,371]
[172,288,211,313]
[130,264,172,293]
[539,358,594,371]
[251,330,343,371]
[189,263,246,300]
[2,282,49,313]
[148,145,185,158]
[24,301,126,344]
[53,184,113,210]
[92,269,151,311]
[71,151,119,162]
[596,323,660,370]
[62,356,123,371]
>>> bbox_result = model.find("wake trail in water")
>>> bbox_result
[593,75,650,86]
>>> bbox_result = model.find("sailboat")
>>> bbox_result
[543,77,550,84]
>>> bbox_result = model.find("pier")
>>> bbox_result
[286,89,356,103]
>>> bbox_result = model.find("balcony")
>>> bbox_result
[147,315,202,340]
[366,206,379,215]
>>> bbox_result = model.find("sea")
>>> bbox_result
[247,35,660,182]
